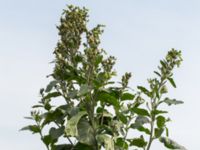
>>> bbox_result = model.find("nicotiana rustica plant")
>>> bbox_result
[21,5,186,150]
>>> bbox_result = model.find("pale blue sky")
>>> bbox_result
[0,0,200,149]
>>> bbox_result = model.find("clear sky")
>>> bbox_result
[0,0,199,149]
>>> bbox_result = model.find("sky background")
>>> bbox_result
[0,0,200,149]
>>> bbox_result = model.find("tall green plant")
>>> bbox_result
[22,5,186,150]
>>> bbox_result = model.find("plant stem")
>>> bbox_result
[146,119,154,150]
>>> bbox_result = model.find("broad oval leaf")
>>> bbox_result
[65,111,87,137]
[77,119,95,146]
[156,116,166,128]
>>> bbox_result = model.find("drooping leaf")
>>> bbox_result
[159,137,187,150]
[65,111,87,137]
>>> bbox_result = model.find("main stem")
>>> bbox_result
[146,118,154,150]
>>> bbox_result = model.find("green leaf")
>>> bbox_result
[168,77,176,88]
[65,111,87,137]
[97,134,114,150]
[20,125,40,134]
[42,135,53,146]
[137,86,150,97]
[52,144,73,150]
[151,110,168,116]
[156,116,166,128]
[49,127,64,140]
[160,60,167,68]
[135,116,150,124]
[163,98,184,106]
[77,119,95,146]
[136,126,150,135]
[115,138,128,149]
[154,71,161,77]
[155,128,164,138]
[121,93,135,101]
[129,136,147,148]
[159,137,187,150]
[74,142,93,150]
[131,108,150,117]
[78,84,92,96]
[32,105,43,108]
[116,112,127,124]
[43,92,61,100]
[98,92,120,108]
[130,116,150,135]
[45,81,58,92]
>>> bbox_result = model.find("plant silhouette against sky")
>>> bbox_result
[22,5,186,150]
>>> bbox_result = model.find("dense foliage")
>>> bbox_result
[22,5,186,150]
